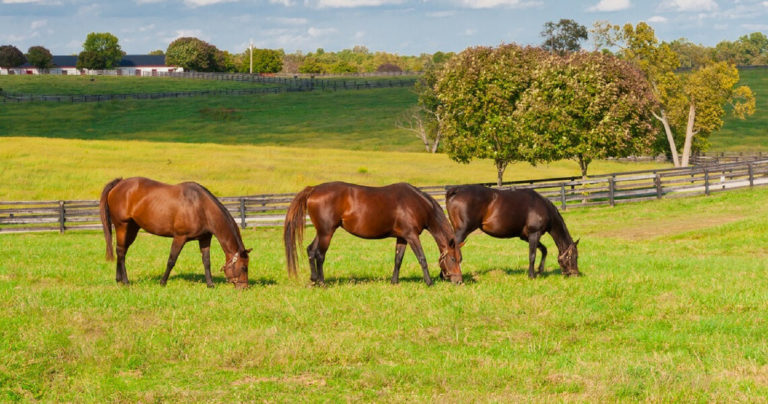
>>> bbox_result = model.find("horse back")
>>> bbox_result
[106,177,211,237]
[484,188,552,238]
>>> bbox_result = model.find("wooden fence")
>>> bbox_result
[2,159,768,234]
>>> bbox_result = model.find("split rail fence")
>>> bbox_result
[2,159,768,234]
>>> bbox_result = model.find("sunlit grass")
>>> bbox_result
[2,187,768,401]
[0,136,669,200]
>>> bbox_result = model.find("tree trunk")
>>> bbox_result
[578,156,590,204]
[652,108,680,167]
[430,131,440,153]
[495,160,508,187]
[681,103,696,167]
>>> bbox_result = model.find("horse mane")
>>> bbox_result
[193,183,245,253]
[541,194,573,248]
[410,184,454,238]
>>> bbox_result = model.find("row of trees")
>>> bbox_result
[0,45,53,69]
[411,22,755,183]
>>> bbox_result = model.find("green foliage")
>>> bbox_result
[515,52,657,176]
[714,32,768,65]
[541,18,588,53]
[0,45,26,68]
[148,49,164,56]
[668,38,713,69]
[165,37,223,72]
[76,32,124,70]
[436,44,549,184]
[286,47,429,74]
[25,46,53,69]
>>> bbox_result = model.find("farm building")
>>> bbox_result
[0,55,182,76]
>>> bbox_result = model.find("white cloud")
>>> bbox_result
[138,24,156,32]
[647,15,668,22]
[271,17,308,25]
[270,0,293,5]
[463,28,477,36]
[307,27,337,37]
[311,0,404,8]
[659,0,718,12]
[354,31,365,40]
[763,1,768,6]
[588,0,630,12]
[457,0,541,8]
[30,19,47,29]
[166,29,207,43]
[427,10,457,17]
[742,23,768,30]
[2,0,58,3]
[183,0,237,7]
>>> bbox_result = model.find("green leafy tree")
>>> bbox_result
[541,19,588,54]
[26,46,53,70]
[515,52,657,178]
[669,38,713,69]
[148,49,164,55]
[0,45,27,68]
[76,32,124,70]
[298,56,325,74]
[435,44,549,185]
[678,62,755,165]
[165,37,222,72]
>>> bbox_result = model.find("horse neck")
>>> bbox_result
[207,200,244,256]
[548,205,574,254]
[426,207,453,252]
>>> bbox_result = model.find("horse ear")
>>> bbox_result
[458,241,465,248]
[575,238,580,246]
[241,248,252,257]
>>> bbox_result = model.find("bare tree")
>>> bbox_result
[397,106,441,153]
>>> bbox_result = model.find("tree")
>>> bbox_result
[678,62,755,166]
[515,52,657,178]
[400,59,446,153]
[76,32,124,70]
[435,44,548,185]
[0,45,26,68]
[26,46,53,70]
[148,49,164,55]
[541,19,588,54]
[165,37,222,72]
[668,38,713,69]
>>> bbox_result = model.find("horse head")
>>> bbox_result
[222,248,252,289]
[557,239,580,276]
[438,239,464,284]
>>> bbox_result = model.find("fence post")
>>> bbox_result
[654,172,662,199]
[58,200,66,233]
[748,163,754,187]
[608,177,615,207]
[704,168,710,196]
[239,198,247,229]
[560,184,567,210]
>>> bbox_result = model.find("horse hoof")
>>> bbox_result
[207,283,215,289]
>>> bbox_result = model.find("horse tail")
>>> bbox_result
[284,186,314,277]
[99,178,122,261]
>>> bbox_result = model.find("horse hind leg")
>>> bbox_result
[306,236,320,283]
[114,221,139,285]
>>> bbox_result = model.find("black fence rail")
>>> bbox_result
[690,151,768,166]
[3,159,768,234]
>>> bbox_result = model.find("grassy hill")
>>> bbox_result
[1,69,766,152]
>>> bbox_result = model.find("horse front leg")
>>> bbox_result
[527,232,541,279]
[537,242,548,276]
[160,236,186,286]
[199,235,214,288]
[406,235,432,286]
[391,237,407,285]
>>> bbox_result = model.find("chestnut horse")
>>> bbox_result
[283,182,463,286]
[99,177,252,288]
[446,185,580,278]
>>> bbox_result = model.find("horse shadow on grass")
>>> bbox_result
[471,266,570,279]
[316,272,477,286]
[151,273,277,287]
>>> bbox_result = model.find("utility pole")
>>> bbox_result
[249,40,253,74]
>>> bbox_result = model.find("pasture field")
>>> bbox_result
[0,75,267,95]
[0,69,766,153]
[1,186,768,401]
[0,137,668,200]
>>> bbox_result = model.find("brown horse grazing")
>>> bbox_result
[446,184,580,278]
[283,182,463,286]
[99,177,252,288]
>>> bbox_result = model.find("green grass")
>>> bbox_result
[0,87,421,151]
[2,186,768,401]
[0,137,668,200]
[710,67,768,151]
[0,75,270,95]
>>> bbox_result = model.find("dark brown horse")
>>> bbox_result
[446,185,580,278]
[99,177,252,288]
[284,182,463,286]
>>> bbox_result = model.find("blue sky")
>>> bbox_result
[2,0,768,56]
